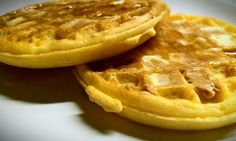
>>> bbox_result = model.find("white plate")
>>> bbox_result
[0,0,236,141]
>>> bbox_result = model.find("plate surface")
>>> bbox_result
[0,0,236,141]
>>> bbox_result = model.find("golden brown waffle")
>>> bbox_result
[75,14,236,130]
[0,0,169,68]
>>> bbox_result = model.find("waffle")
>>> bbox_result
[74,14,236,130]
[0,0,169,68]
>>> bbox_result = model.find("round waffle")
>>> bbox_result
[74,14,236,130]
[0,0,169,68]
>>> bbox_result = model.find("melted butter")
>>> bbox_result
[200,26,236,47]
[149,73,171,86]
[161,21,236,48]
[142,55,169,65]
[176,39,190,46]
[210,34,236,47]
[141,55,170,71]
[110,0,125,5]
[201,26,224,32]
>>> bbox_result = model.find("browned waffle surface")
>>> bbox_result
[87,14,236,104]
[75,14,236,130]
[0,0,169,68]
[0,0,165,46]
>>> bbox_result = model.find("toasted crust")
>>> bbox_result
[74,14,236,130]
[0,0,170,68]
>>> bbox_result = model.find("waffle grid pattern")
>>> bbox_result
[89,14,236,104]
